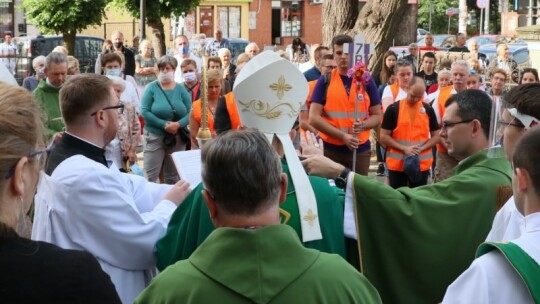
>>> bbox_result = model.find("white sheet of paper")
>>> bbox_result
[171,150,202,189]
[343,176,358,240]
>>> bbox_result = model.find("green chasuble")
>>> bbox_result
[156,159,346,271]
[352,149,512,304]
[137,225,381,304]
[32,80,63,138]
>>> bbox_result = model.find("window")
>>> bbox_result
[217,6,241,38]
[0,0,14,38]
[280,1,302,37]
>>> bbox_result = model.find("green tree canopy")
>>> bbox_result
[112,0,201,57]
[22,0,109,55]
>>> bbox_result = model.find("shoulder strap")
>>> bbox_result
[156,84,180,120]
[477,242,540,304]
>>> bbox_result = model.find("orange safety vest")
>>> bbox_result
[224,92,241,131]
[436,86,454,153]
[386,100,433,172]
[192,99,215,133]
[306,79,318,108]
[390,82,401,101]
[320,69,371,146]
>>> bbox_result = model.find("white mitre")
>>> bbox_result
[233,51,322,242]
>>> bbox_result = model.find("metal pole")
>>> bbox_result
[140,0,146,40]
[448,15,451,34]
[479,9,483,35]
[429,1,433,32]
[484,0,490,34]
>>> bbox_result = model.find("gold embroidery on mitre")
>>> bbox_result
[269,75,292,100]
[302,209,318,227]
[237,99,301,119]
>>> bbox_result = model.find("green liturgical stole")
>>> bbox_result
[477,242,540,304]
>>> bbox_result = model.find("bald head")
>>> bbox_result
[407,76,426,104]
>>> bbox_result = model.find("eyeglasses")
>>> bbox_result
[90,103,125,116]
[441,119,473,130]
[323,65,337,69]
[497,118,524,129]
[4,148,50,179]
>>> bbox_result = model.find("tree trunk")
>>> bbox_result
[62,31,77,56]
[147,17,166,58]
[322,0,411,72]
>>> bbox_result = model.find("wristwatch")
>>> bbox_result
[334,167,351,189]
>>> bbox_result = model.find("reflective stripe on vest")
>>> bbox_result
[386,100,433,171]
[436,86,454,153]
[225,92,241,131]
[319,69,371,146]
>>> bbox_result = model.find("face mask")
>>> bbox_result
[113,41,123,48]
[106,69,122,77]
[37,67,46,79]
[183,71,197,82]
[46,77,63,89]
[159,71,174,83]
[182,45,190,55]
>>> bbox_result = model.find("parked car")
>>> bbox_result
[479,43,530,67]
[467,35,526,47]
[14,35,104,84]
[186,37,249,65]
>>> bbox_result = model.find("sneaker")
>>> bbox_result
[376,163,384,176]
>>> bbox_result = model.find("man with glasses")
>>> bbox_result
[309,34,382,176]
[380,76,440,188]
[32,74,192,304]
[487,68,508,102]
[302,89,512,303]
[300,53,336,134]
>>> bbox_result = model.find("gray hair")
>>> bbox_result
[451,60,470,72]
[409,43,418,48]
[217,48,230,57]
[201,128,282,215]
[438,69,451,77]
[32,55,46,69]
[106,75,126,92]
[45,52,68,70]
[157,55,178,70]
[394,58,413,72]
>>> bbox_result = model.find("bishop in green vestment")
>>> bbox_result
[156,159,347,271]
[138,128,381,304]
[302,90,513,303]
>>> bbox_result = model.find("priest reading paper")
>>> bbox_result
[32,74,191,304]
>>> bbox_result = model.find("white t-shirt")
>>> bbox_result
[381,85,428,111]
[0,41,18,74]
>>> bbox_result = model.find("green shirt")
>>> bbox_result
[33,79,63,138]
[138,225,381,304]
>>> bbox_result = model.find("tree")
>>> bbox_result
[418,0,458,35]
[112,0,201,57]
[322,0,413,72]
[22,0,109,55]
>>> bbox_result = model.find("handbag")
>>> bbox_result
[163,132,177,148]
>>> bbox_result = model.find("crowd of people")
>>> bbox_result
[1,27,540,304]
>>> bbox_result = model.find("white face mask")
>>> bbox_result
[46,77,62,89]
[159,71,174,83]
[106,69,122,77]
[183,71,197,82]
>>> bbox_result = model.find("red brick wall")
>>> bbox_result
[248,1,322,50]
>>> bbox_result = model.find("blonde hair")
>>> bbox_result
[67,56,80,75]
[236,53,250,66]
[52,45,68,55]
[0,83,44,233]
[207,69,224,83]
[139,40,152,51]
